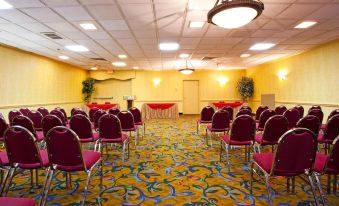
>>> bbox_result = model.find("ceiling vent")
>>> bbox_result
[41,32,63,39]
[202,56,217,61]
[91,58,107,61]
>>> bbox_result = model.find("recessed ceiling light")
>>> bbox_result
[179,53,189,58]
[0,0,13,9]
[249,43,275,51]
[294,21,317,29]
[58,55,69,60]
[133,66,139,70]
[79,23,97,30]
[189,21,205,28]
[90,66,98,70]
[240,54,251,58]
[65,45,89,52]
[112,61,127,67]
[159,42,179,51]
[118,54,127,59]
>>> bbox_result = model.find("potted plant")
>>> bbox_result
[82,78,96,103]
[237,77,254,102]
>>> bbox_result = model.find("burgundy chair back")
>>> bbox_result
[261,115,289,144]
[221,106,233,121]
[200,106,215,122]
[322,114,339,143]
[27,110,43,130]
[0,116,8,139]
[72,110,88,117]
[211,110,230,130]
[118,111,135,130]
[93,110,106,129]
[283,108,301,129]
[272,128,317,176]
[327,109,339,121]
[308,105,322,112]
[50,109,67,126]
[308,109,324,124]
[55,107,67,120]
[294,105,304,118]
[70,114,93,140]
[71,108,81,116]
[99,114,123,140]
[129,107,142,124]
[258,109,276,130]
[37,107,49,117]
[255,105,268,121]
[236,109,252,117]
[8,110,22,125]
[240,106,252,112]
[89,107,99,122]
[46,126,86,170]
[42,115,63,137]
[12,115,36,137]
[4,126,42,167]
[230,115,256,142]
[19,108,30,116]
[297,115,321,136]
[108,108,121,116]
[275,105,287,115]
[325,136,339,173]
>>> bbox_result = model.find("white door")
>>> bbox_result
[183,80,199,114]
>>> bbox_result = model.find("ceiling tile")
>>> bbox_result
[99,20,129,30]
[53,6,93,21]
[21,8,64,23]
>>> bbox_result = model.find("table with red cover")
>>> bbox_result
[86,103,119,110]
[211,102,243,109]
[142,103,179,119]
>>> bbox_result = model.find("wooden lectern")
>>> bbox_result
[123,95,135,110]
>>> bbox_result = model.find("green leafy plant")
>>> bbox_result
[237,77,254,102]
[82,78,96,103]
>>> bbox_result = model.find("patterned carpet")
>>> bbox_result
[4,115,339,205]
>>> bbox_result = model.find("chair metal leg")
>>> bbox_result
[30,170,34,188]
[250,162,254,194]
[5,167,17,195]
[315,174,326,206]
[122,142,126,162]
[327,175,331,194]
[333,175,337,194]
[36,169,39,187]
[226,144,230,171]
[100,158,103,189]
[0,168,10,195]
[219,140,223,162]
[292,176,295,194]
[205,129,208,145]
[197,122,199,134]
[265,174,271,205]
[308,174,320,206]
[82,169,93,206]
[41,169,54,206]
[210,132,213,147]
[39,168,50,206]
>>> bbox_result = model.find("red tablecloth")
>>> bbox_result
[146,103,175,110]
[212,102,243,109]
[86,103,118,110]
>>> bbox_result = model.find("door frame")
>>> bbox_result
[182,80,200,114]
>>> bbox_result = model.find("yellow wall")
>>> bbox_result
[247,39,339,122]
[89,69,246,112]
[0,45,87,121]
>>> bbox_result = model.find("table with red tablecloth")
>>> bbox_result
[86,103,119,110]
[210,101,243,118]
[142,103,179,119]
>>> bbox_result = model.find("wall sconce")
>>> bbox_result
[218,77,229,86]
[278,70,287,80]
[153,78,161,87]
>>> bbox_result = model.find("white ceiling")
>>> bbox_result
[0,0,338,71]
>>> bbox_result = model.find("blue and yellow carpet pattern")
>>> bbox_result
[5,115,339,205]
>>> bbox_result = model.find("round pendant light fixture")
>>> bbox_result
[178,59,195,75]
[207,0,264,29]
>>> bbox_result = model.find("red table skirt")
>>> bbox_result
[212,102,243,109]
[146,103,175,110]
[86,103,118,110]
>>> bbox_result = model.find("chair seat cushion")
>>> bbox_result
[0,151,9,166]
[0,197,35,206]
[222,134,253,145]
[207,123,229,132]
[318,133,333,143]
[314,153,328,173]
[255,134,276,145]
[56,151,101,172]
[320,124,326,130]
[19,150,49,169]
[36,131,44,141]
[101,133,129,143]
[253,153,274,174]
[135,120,145,125]
[79,133,100,143]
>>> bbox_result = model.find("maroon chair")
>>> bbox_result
[283,108,301,129]
[118,111,138,145]
[255,115,288,152]
[275,105,287,115]
[0,197,35,206]
[221,106,234,122]
[321,109,339,130]
[2,126,49,195]
[236,109,252,117]
[297,115,321,136]
[314,136,339,204]
[89,107,99,123]
[240,105,252,112]
[206,110,230,147]
[257,109,276,131]
[98,114,130,162]
[27,110,43,131]
[41,115,63,138]
[55,107,68,120]
[19,108,30,116]
[309,105,322,113]
[308,109,324,125]
[220,115,256,170]
[0,116,8,142]
[197,106,215,134]
[37,107,49,117]
[93,110,106,129]
[108,108,120,116]
[12,115,44,142]
[129,107,146,137]
[294,105,304,118]
[250,128,319,205]
[71,108,81,116]
[8,110,22,126]
[72,109,88,117]
[42,126,101,206]
[70,114,99,148]
[255,105,268,122]
[318,114,339,154]
[50,109,67,126]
